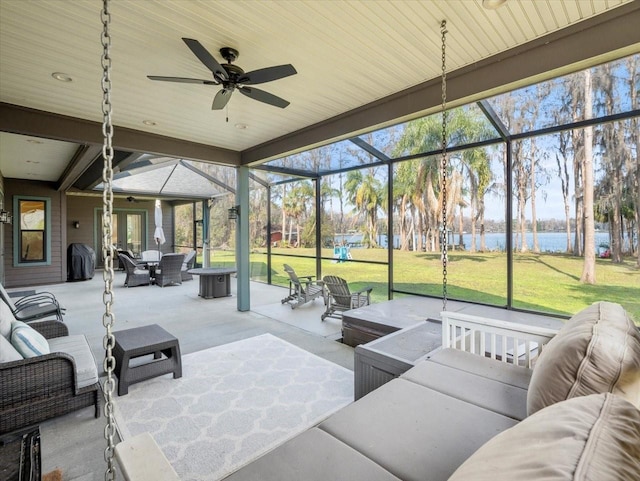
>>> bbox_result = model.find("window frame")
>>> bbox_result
[13,196,52,267]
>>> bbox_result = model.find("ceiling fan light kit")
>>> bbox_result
[148,38,297,110]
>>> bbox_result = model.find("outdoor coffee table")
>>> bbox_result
[188,267,237,299]
[113,324,182,396]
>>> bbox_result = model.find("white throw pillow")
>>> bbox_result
[1,334,23,362]
[11,321,50,358]
[0,300,16,339]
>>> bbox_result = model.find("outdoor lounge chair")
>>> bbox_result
[121,256,151,288]
[281,264,324,309]
[155,253,185,287]
[0,282,65,323]
[321,275,372,321]
[181,250,197,281]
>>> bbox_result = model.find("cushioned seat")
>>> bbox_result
[48,335,99,389]
[449,393,640,481]
[224,428,401,481]
[425,347,533,390]
[400,356,529,421]
[318,378,518,481]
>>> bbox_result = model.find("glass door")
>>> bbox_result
[98,210,145,265]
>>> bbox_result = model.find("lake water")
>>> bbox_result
[336,232,611,252]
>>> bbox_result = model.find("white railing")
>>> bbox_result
[440,311,559,369]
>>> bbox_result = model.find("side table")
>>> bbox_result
[114,324,182,395]
[354,320,442,400]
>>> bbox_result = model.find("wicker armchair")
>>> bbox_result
[181,250,197,281]
[155,253,185,287]
[121,255,151,288]
[0,320,100,435]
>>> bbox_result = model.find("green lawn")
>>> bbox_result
[204,247,640,322]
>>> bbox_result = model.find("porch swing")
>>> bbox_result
[98,3,451,479]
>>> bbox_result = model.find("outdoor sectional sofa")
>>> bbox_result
[0,300,100,436]
[222,301,640,481]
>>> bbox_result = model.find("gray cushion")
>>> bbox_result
[426,348,532,390]
[401,358,528,421]
[224,428,401,481]
[449,393,640,481]
[319,378,517,481]
[0,334,23,362]
[527,301,640,415]
[0,300,16,339]
[48,335,99,388]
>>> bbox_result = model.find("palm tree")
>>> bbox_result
[344,169,383,248]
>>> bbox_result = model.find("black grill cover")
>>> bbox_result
[67,243,96,281]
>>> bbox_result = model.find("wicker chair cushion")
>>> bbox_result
[1,300,16,339]
[48,335,99,388]
[527,302,640,415]
[11,321,50,357]
[1,334,23,362]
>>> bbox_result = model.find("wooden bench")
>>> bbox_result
[115,432,179,481]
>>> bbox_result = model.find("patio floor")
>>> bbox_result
[7,271,353,480]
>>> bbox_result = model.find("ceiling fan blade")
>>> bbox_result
[240,64,297,85]
[238,86,290,108]
[212,89,233,110]
[147,75,218,85]
[182,38,228,82]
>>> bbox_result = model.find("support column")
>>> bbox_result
[236,166,250,311]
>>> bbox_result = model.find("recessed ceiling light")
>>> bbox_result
[51,72,73,82]
[142,120,157,126]
[234,123,248,130]
[482,0,507,9]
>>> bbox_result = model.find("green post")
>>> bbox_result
[236,166,250,311]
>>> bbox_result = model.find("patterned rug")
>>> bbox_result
[113,334,354,481]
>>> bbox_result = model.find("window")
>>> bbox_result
[14,197,51,266]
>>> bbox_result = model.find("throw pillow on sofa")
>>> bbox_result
[1,299,16,338]
[11,321,50,358]
[449,393,640,481]
[527,301,640,415]
[1,334,23,362]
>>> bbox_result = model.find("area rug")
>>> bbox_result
[113,333,353,481]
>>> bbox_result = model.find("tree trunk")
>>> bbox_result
[581,69,596,284]
[530,138,539,253]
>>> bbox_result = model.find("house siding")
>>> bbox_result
[2,179,176,287]
[3,179,67,288]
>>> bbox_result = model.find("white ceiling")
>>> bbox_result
[0,0,637,183]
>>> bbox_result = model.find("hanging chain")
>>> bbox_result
[440,20,448,311]
[100,1,117,479]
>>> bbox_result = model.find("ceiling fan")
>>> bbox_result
[148,38,297,110]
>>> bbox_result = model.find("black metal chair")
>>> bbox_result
[120,256,151,288]
[0,282,65,323]
[155,253,185,287]
[321,275,372,321]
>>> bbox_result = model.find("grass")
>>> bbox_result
[203,247,640,323]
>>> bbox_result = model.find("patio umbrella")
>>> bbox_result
[154,200,166,260]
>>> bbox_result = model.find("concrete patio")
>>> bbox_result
[7,271,353,480]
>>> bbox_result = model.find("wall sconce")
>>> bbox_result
[73,221,80,229]
[0,210,12,224]
[228,206,239,220]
